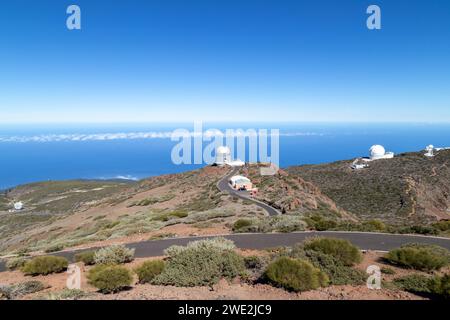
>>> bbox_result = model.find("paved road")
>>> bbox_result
[1,231,449,272]
[216,167,281,216]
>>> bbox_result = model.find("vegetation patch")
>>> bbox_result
[264,257,329,292]
[6,257,28,271]
[153,238,245,287]
[134,260,165,284]
[21,256,69,276]
[87,265,133,294]
[303,237,362,266]
[232,216,306,233]
[393,273,450,299]
[74,251,96,265]
[0,281,46,299]
[43,289,90,300]
[385,243,450,271]
[94,245,135,265]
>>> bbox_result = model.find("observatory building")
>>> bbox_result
[14,202,23,210]
[369,145,394,160]
[214,146,245,167]
[229,175,253,191]
[351,145,394,170]
[215,146,231,165]
[424,144,450,157]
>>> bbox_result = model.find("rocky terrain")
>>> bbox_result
[0,166,263,255]
[288,150,450,225]
[1,149,449,256]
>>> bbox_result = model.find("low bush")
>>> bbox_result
[385,243,450,271]
[362,220,386,231]
[87,265,133,294]
[44,289,89,300]
[305,215,337,231]
[0,281,46,299]
[153,238,245,287]
[233,219,253,232]
[74,251,96,265]
[433,220,450,232]
[134,260,165,284]
[21,256,69,276]
[394,273,450,299]
[6,257,27,271]
[94,245,135,265]
[380,267,396,275]
[396,225,438,236]
[264,257,329,292]
[302,249,366,285]
[304,237,362,266]
[431,274,450,299]
[233,216,306,233]
[44,244,65,253]
[393,274,432,294]
[244,256,267,270]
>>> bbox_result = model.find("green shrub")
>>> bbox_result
[74,251,96,265]
[381,266,396,275]
[44,289,89,300]
[433,220,450,232]
[264,257,329,292]
[21,256,69,276]
[430,274,450,299]
[134,260,165,284]
[0,281,46,299]
[6,257,27,271]
[94,245,135,265]
[44,244,65,253]
[302,249,366,285]
[304,237,362,266]
[385,244,450,271]
[233,219,253,232]
[244,256,267,270]
[393,274,432,294]
[305,215,337,231]
[363,220,386,231]
[314,219,337,231]
[398,225,438,235]
[164,237,236,255]
[153,238,245,287]
[394,273,450,299]
[87,265,133,293]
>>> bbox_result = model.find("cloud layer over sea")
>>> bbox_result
[0,131,323,143]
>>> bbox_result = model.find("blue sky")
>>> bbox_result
[0,0,449,123]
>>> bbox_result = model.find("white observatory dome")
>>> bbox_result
[370,145,386,160]
[14,202,23,211]
[215,146,231,165]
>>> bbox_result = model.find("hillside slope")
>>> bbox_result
[287,150,450,224]
[0,167,264,254]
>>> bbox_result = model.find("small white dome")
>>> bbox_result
[216,146,231,154]
[370,145,386,158]
[215,146,231,165]
[14,202,23,210]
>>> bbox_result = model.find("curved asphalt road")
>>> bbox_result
[217,167,281,216]
[1,231,449,272]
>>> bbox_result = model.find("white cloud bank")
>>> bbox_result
[0,131,324,143]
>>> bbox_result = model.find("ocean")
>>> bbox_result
[0,122,449,190]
